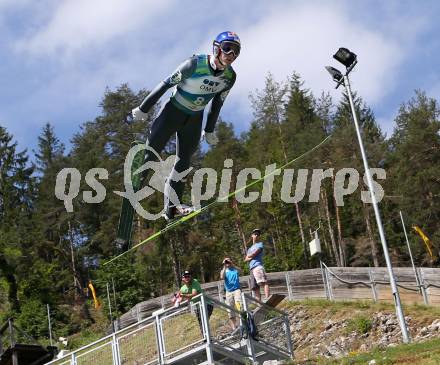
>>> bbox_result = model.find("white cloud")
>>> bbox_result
[13,1,422,111]
[226,3,407,121]
[16,0,174,56]
[4,0,432,151]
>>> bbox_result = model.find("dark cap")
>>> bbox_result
[251,228,261,236]
[182,270,191,278]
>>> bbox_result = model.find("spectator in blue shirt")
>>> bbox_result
[244,229,270,301]
[220,257,242,330]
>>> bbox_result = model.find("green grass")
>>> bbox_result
[284,298,395,312]
[320,337,440,365]
[345,316,373,335]
[283,298,440,320]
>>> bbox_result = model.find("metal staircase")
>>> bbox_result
[45,293,293,365]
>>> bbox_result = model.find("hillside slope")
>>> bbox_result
[282,299,440,364]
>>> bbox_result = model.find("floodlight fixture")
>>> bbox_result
[325,66,344,84]
[333,47,357,68]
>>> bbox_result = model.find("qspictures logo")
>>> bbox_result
[54,144,386,220]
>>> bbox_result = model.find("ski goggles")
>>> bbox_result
[219,41,240,57]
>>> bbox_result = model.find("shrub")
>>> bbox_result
[347,316,372,334]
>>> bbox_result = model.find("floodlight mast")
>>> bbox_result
[325,48,410,344]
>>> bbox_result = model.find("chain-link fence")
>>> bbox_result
[43,266,440,365]
[75,339,114,365]
[46,293,293,365]
[115,267,440,334]
[243,293,293,358]
[159,302,204,361]
[117,319,158,365]
[46,316,160,365]
[320,264,440,305]
[47,336,116,365]
[208,295,249,360]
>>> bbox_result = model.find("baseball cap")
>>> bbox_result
[251,228,261,235]
[182,270,191,278]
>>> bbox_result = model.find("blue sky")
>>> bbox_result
[1,0,439,156]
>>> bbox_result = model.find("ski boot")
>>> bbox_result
[162,204,196,226]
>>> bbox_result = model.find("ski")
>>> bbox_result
[116,140,145,248]
[106,135,331,265]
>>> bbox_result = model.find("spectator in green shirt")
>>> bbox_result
[180,270,213,336]
[180,270,203,301]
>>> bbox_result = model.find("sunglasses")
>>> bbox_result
[220,41,240,57]
[182,274,191,278]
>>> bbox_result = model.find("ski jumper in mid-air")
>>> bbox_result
[131,31,240,221]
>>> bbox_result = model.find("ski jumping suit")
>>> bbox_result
[139,54,236,211]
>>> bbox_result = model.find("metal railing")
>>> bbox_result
[242,293,293,359]
[44,266,440,364]
[113,267,440,332]
[46,315,159,365]
[159,301,204,361]
[45,293,293,365]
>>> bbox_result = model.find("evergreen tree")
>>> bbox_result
[386,91,440,264]
[32,123,72,300]
[35,123,65,172]
[2,68,440,347]
[0,126,35,311]
[329,93,386,267]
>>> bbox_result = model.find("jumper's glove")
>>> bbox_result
[132,107,148,121]
[202,131,218,146]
